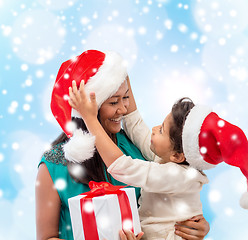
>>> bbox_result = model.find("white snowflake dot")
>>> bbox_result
[0,153,4,162]
[200,146,207,154]
[219,38,226,46]
[23,104,30,111]
[231,134,238,141]
[83,201,94,213]
[122,219,133,230]
[12,142,20,150]
[209,190,221,203]
[225,207,234,216]
[63,94,69,101]
[21,64,28,71]
[138,26,146,35]
[54,178,67,191]
[0,189,3,198]
[217,120,225,127]
[36,70,44,78]
[64,73,70,79]
[171,45,178,52]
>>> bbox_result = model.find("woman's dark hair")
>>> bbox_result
[52,116,112,185]
[169,97,195,165]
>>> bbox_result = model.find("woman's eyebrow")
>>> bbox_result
[111,89,129,98]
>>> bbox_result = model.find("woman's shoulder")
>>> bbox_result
[41,143,67,166]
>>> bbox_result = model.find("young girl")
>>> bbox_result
[68,80,209,240]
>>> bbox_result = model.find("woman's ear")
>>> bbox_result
[170,152,185,163]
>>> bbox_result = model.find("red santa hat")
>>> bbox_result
[50,50,127,163]
[182,105,248,209]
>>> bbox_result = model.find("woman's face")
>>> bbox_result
[99,80,129,135]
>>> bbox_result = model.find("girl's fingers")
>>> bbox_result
[71,80,81,102]
[123,230,135,240]
[136,232,144,240]
[68,99,76,108]
[89,92,97,108]
[72,80,78,93]
[79,80,87,101]
[119,230,127,240]
[69,86,77,105]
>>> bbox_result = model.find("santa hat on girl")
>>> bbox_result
[51,50,127,163]
[182,105,248,209]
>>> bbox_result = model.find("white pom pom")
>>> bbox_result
[63,129,95,163]
[240,192,248,209]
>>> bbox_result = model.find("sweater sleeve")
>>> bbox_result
[108,155,208,194]
[122,110,156,161]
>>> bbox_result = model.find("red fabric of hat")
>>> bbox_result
[51,50,105,137]
[183,105,248,209]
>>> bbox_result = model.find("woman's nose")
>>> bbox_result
[117,102,127,115]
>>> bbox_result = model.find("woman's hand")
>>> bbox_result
[174,215,210,240]
[119,230,144,240]
[68,80,98,122]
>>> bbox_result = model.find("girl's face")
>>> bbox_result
[99,80,129,136]
[150,113,175,162]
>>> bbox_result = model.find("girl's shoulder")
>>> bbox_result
[41,143,67,166]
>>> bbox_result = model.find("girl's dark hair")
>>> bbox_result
[169,97,195,165]
[52,116,112,185]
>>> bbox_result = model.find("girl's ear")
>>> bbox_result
[170,152,185,163]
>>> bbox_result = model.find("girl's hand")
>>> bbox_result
[175,215,210,240]
[68,80,98,122]
[119,230,144,240]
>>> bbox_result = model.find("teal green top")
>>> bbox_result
[39,129,146,240]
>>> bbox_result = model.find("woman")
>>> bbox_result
[36,50,209,240]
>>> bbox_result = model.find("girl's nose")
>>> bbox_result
[152,125,158,134]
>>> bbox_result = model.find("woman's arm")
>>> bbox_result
[36,163,64,240]
[125,76,137,115]
[175,215,210,240]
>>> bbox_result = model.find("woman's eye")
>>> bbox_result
[123,96,130,100]
[110,102,118,105]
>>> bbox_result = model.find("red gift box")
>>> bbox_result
[68,181,141,240]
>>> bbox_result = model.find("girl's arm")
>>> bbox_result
[123,77,156,161]
[36,164,64,240]
[122,110,156,161]
[69,80,123,167]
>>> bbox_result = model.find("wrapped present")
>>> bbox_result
[68,181,141,240]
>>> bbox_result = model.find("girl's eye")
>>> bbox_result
[159,126,162,134]
[123,96,130,100]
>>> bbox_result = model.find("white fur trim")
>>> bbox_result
[71,109,82,118]
[63,129,95,163]
[84,51,127,108]
[240,192,248,209]
[182,105,216,170]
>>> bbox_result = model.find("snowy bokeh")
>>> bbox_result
[84,24,138,69]
[11,9,65,64]
[206,167,248,239]
[37,0,79,10]
[0,131,47,239]
[193,0,248,37]
[1,0,248,239]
